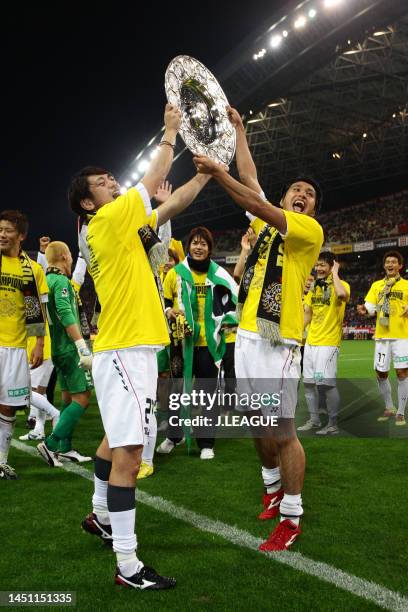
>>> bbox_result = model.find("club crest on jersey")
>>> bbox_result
[61,288,68,297]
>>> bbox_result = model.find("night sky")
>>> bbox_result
[2,1,291,252]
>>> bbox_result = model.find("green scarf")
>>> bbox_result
[237,224,283,344]
[175,258,238,383]
[0,250,45,337]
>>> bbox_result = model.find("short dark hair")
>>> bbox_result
[186,226,214,255]
[0,210,29,236]
[280,176,323,212]
[68,166,110,216]
[317,251,335,266]
[383,250,404,266]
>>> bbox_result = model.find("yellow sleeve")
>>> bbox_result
[163,267,177,302]
[342,281,351,300]
[33,261,48,298]
[304,290,312,307]
[107,187,149,247]
[250,217,266,238]
[148,209,158,232]
[283,210,324,252]
[365,282,378,304]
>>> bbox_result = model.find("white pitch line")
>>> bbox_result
[11,440,408,612]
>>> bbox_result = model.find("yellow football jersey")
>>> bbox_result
[240,210,324,343]
[250,216,267,238]
[0,256,48,348]
[163,266,208,346]
[365,277,408,340]
[304,280,350,346]
[87,187,169,352]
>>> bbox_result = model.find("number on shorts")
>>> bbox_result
[376,352,386,367]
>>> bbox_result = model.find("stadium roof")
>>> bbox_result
[121,0,408,234]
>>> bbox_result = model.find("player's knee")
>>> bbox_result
[376,370,388,380]
[112,447,142,477]
[0,405,17,417]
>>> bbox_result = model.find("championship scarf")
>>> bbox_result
[46,267,90,340]
[377,275,400,328]
[0,250,46,337]
[310,274,333,305]
[175,258,238,382]
[236,225,283,344]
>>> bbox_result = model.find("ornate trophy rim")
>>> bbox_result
[165,55,236,165]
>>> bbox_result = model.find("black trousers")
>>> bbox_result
[167,346,219,450]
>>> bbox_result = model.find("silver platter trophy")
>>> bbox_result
[165,55,236,165]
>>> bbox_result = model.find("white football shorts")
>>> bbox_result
[30,358,54,389]
[92,346,158,448]
[303,344,339,386]
[374,339,408,372]
[0,347,30,407]
[234,330,301,418]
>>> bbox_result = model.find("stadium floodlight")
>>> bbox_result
[138,159,150,173]
[324,0,342,7]
[362,133,367,138]
[131,172,138,180]
[150,147,159,160]
[270,34,282,49]
[282,30,288,38]
[120,187,127,195]
[308,8,317,18]
[392,113,397,118]
[125,180,131,188]
[294,15,307,29]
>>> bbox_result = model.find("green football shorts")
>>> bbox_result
[53,350,93,393]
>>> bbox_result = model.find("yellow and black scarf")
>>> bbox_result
[237,225,283,344]
[377,275,400,328]
[311,274,333,305]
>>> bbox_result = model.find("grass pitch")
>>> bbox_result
[1,340,407,611]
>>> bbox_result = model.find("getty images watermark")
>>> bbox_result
[168,389,281,428]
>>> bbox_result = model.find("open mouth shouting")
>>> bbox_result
[292,198,306,213]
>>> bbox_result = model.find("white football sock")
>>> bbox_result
[141,411,157,466]
[261,466,281,493]
[324,386,340,426]
[304,384,320,424]
[377,377,393,410]
[109,508,143,576]
[397,377,408,416]
[32,409,46,436]
[280,493,303,525]
[0,414,16,464]
[92,475,110,525]
[32,391,60,423]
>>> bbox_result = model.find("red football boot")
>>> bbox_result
[258,488,284,520]
[259,519,301,551]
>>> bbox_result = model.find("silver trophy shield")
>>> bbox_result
[165,55,236,165]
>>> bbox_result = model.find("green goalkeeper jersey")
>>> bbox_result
[46,271,80,357]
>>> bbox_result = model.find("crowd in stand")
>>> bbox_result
[207,190,408,257]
